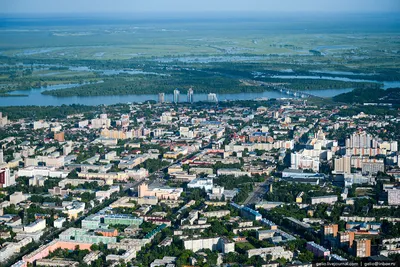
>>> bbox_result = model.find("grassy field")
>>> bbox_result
[235,242,256,251]
[0,24,398,65]
[0,33,397,64]
[0,16,398,97]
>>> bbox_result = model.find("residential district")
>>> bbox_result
[0,95,399,267]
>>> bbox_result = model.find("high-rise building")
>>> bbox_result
[353,239,371,258]
[323,224,338,238]
[207,93,218,103]
[0,149,3,164]
[91,114,111,129]
[158,93,165,104]
[118,114,130,128]
[334,156,351,174]
[322,224,339,247]
[362,161,384,175]
[290,150,320,172]
[387,188,400,206]
[0,112,7,127]
[173,89,180,104]
[0,168,14,188]
[346,132,373,148]
[187,87,194,103]
[339,231,355,249]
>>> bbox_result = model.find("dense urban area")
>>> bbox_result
[0,3,399,266]
[0,91,399,267]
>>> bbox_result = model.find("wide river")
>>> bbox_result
[0,74,399,107]
[0,84,354,107]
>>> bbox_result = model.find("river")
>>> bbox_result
[1,69,399,107]
[0,84,354,107]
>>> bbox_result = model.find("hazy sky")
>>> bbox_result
[1,0,399,14]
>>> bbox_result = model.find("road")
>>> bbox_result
[243,180,270,205]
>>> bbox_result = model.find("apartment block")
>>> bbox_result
[306,241,331,258]
[353,239,371,258]
[183,237,234,253]
[247,246,293,261]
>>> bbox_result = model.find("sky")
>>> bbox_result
[1,0,399,15]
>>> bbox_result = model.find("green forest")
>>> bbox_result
[333,87,400,104]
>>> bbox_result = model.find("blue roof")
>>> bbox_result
[200,121,221,125]
[230,202,242,209]
[242,207,262,216]
[145,223,167,239]
[261,218,276,226]
[252,132,268,137]
[307,241,329,252]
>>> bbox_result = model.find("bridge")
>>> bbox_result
[276,87,316,98]
[276,87,324,99]
[243,79,323,99]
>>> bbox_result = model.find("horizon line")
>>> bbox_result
[1,11,400,17]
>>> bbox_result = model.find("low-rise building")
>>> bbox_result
[311,195,338,205]
[54,217,66,228]
[58,179,105,188]
[17,166,69,179]
[125,168,149,180]
[187,177,213,191]
[63,201,85,220]
[170,171,197,182]
[217,168,251,177]
[110,197,137,208]
[285,217,312,230]
[21,240,93,265]
[29,175,47,187]
[201,210,230,218]
[208,186,238,200]
[35,259,78,267]
[9,192,30,204]
[0,237,32,264]
[59,228,117,244]
[82,214,143,230]
[247,246,293,261]
[257,229,296,243]
[95,185,120,199]
[282,168,324,179]
[183,237,234,253]
[255,201,285,210]
[83,251,102,265]
[95,228,118,237]
[150,256,176,267]
[138,183,183,200]
[241,206,262,221]
[306,241,331,258]
[48,187,70,196]
[189,167,214,175]
[24,219,46,233]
